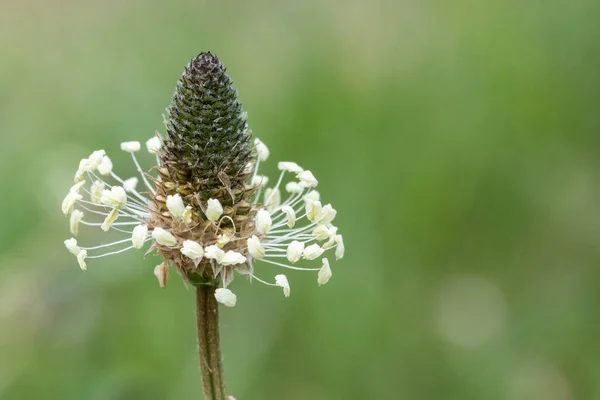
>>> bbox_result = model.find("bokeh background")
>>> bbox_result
[1,0,600,399]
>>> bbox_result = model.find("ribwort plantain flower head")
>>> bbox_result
[61,52,344,306]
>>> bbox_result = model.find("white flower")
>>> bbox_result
[254,138,269,161]
[281,205,296,228]
[318,258,332,286]
[166,194,186,219]
[62,136,344,304]
[264,188,281,211]
[62,191,82,215]
[90,181,105,204]
[275,274,290,297]
[303,244,324,260]
[220,251,247,266]
[181,240,204,259]
[206,198,223,222]
[286,241,304,264]
[154,263,169,288]
[131,225,148,249]
[251,175,269,187]
[70,209,84,236]
[100,186,127,208]
[76,250,87,271]
[120,141,141,152]
[335,234,345,260]
[297,170,318,187]
[97,156,113,175]
[247,235,265,260]
[123,177,138,192]
[215,288,237,307]
[285,181,303,194]
[255,209,272,234]
[278,162,303,173]
[146,136,161,153]
[64,238,81,255]
[204,245,225,261]
[152,227,177,247]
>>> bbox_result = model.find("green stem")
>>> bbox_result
[195,285,227,400]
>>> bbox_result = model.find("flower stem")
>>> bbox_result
[195,285,227,400]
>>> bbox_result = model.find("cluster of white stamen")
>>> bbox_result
[62,139,159,273]
[216,138,345,307]
[62,135,344,308]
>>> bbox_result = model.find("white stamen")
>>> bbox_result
[97,156,113,175]
[70,180,86,194]
[304,190,320,203]
[181,240,204,259]
[220,251,247,266]
[285,181,303,194]
[62,191,82,215]
[297,170,318,187]
[206,199,223,222]
[77,250,88,271]
[205,245,225,261]
[182,205,193,224]
[120,141,141,152]
[146,137,161,153]
[252,175,269,187]
[74,158,90,182]
[88,150,106,169]
[215,288,237,307]
[264,188,281,212]
[152,227,177,247]
[216,230,233,248]
[256,209,272,234]
[275,274,291,297]
[90,181,105,204]
[100,186,127,209]
[323,226,339,248]
[131,225,148,249]
[166,194,186,219]
[64,238,81,255]
[123,177,139,192]
[280,205,296,228]
[318,258,332,286]
[154,263,169,288]
[247,235,265,260]
[254,138,270,161]
[318,204,337,224]
[101,208,120,231]
[305,200,322,222]
[303,244,324,260]
[312,224,330,241]
[70,209,84,235]
[335,234,345,260]
[278,162,303,173]
[286,240,304,263]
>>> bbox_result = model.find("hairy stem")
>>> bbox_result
[195,285,227,400]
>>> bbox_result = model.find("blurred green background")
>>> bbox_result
[1,0,600,399]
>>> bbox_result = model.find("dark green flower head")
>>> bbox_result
[161,52,253,202]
